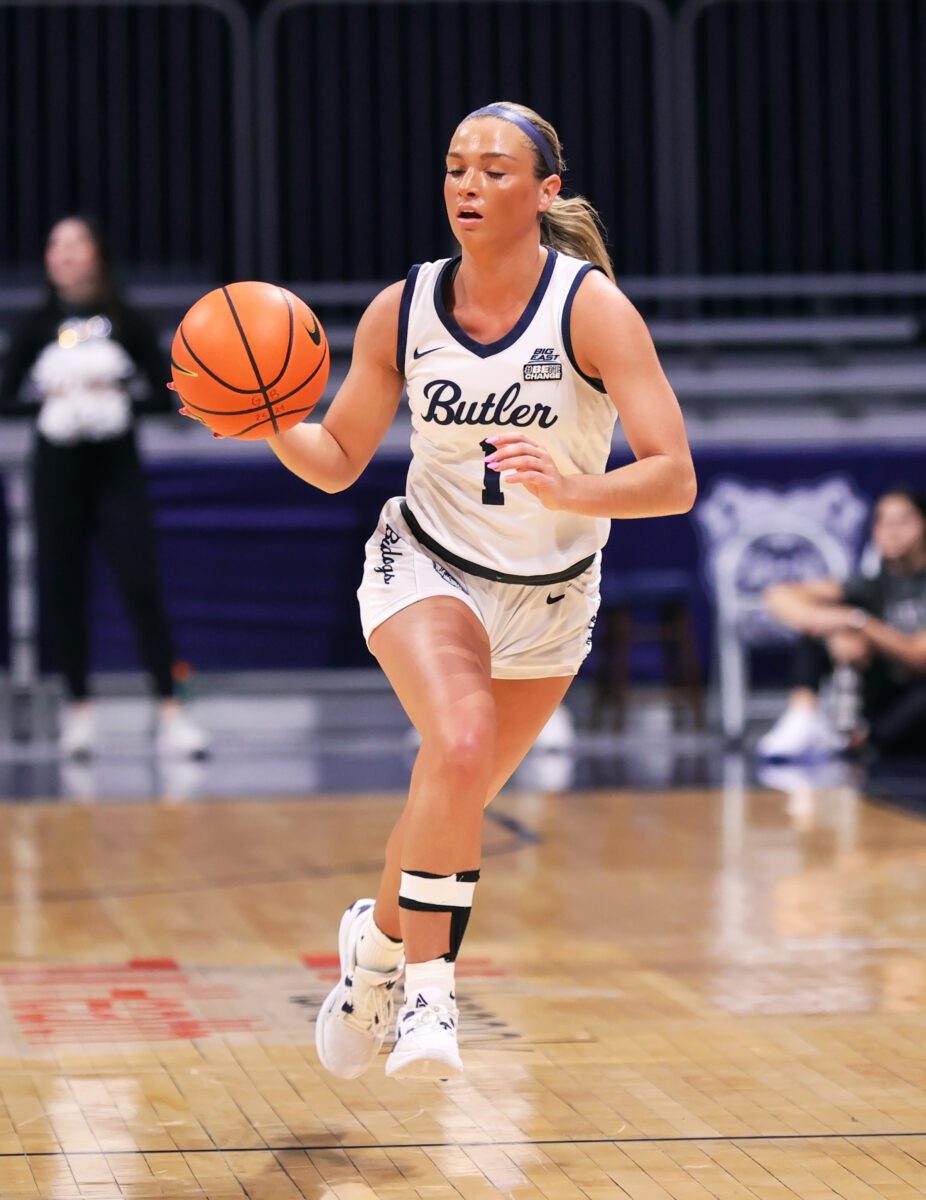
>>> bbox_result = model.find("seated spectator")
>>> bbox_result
[758,488,926,760]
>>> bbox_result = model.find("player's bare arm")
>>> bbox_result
[266,282,405,493]
[485,270,695,518]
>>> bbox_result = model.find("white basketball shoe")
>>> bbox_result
[385,990,463,1082]
[315,899,403,1079]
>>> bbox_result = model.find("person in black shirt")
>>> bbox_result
[0,216,208,758]
[758,488,926,759]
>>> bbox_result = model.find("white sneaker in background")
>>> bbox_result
[155,709,210,758]
[756,704,844,761]
[157,757,207,804]
[59,760,97,801]
[58,703,97,759]
[315,899,404,1079]
[385,993,463,1082]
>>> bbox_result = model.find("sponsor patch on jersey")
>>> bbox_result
[524,361,563,381]
[524,347,562,381]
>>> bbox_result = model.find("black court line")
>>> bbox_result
[0,809,539,905]
[486,807,544,846]
[0,857,389,904]
[1,1131,925,1158]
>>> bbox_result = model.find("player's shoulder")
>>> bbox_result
[367,279,406,315]
[568,263,646,340]
[560,258,624,306]
[356,263,449,371]
[549,251,630,319]
[357,279,404,331]
[564,262,658,381]
[363,257,449,323]
[348,281,405,372]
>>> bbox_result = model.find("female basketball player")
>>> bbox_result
[185,103,695,1081]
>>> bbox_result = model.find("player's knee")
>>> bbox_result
[428,716,495,787]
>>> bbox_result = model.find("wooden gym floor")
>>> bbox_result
[0,777,925,1198]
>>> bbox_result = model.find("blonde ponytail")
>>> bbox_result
[541,197,615,284]
[474,100,616,284]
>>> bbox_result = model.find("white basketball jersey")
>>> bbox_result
[397,248,617,579]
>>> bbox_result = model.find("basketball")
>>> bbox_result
[170,282,329,439]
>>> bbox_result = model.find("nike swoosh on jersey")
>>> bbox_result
[413,345,445,359]
[546,593,566,605]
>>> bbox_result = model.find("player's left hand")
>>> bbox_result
[167,381,224,438]
[484,435,570,511]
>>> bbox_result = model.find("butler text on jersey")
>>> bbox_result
[420,379,558,429]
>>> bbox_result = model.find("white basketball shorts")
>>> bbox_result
[357,497,601,680]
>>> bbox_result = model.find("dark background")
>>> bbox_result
[2,0,925,686]
[2,0,924,284]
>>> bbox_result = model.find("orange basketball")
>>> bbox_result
[170,282,329,439]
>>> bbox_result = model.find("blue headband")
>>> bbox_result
[465,105,559,176]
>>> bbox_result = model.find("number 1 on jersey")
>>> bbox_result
[480,439,504,506]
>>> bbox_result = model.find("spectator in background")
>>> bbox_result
[758,488,926,760]
[0,216,208,759]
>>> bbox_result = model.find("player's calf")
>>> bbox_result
[386,868,479,1082]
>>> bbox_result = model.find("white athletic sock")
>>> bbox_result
[404,958,456,1008]
[355,912,404,973]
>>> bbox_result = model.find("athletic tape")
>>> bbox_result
[399,870,479,910]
